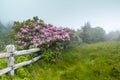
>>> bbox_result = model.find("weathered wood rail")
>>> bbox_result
[0,45,41,76]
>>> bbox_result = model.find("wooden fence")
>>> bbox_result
[0,45,41,76]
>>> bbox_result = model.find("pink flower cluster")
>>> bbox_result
[20,27,28,33]
[15,22,70,48]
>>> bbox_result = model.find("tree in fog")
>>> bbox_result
[106,31,120,41]
[89,27,106,42]
[80,22,106,43]
[80,22,91,43]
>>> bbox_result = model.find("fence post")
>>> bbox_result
[6,45,15,76]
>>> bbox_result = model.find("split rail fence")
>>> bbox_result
[0,45,41,76]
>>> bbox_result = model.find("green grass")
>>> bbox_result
[0,42,120,80]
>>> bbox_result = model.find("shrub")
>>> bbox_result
[15,17,70,62]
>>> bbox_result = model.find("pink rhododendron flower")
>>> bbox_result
[21,28,28,33]
[34,43,38,47]
[15,21,70,48]
[23,42,27,46]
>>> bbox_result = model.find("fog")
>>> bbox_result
[1,0,120,33]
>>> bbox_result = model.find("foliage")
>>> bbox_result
[88,27,106,42]
[106,31,120,41]
[0,21,12,50]
[14,17,70,62]
[64,28,82,45]
[80,22,91,43]
[80,22,106,43]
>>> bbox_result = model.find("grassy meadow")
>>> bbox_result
[0,42,120,80]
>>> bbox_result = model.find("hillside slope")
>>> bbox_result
[0,42,120,80]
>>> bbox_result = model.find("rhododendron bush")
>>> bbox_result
[14,17,70,62]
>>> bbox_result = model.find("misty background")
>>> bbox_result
[0,0,120,49]
[1,0,120,32]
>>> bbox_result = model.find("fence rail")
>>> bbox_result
[0,45,41,76]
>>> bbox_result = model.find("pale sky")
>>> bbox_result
[0,0,120,33]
